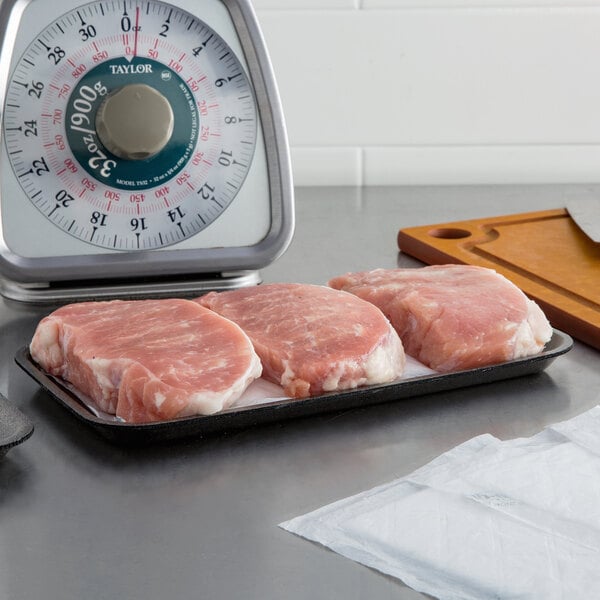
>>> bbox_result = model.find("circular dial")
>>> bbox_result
[3,0,258,250]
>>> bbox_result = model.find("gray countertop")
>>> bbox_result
[1,185,599,600]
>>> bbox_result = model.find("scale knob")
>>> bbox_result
[95,83,174,161]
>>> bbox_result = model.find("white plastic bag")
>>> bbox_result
[281,406,600,600]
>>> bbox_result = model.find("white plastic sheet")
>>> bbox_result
[230,356,436,408]
[280,405,600,600]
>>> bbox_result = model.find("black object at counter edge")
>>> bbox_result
[0,392,34,456]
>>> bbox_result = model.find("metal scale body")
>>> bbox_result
[0,0,293,302]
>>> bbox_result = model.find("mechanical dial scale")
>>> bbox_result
[0,0,293,301]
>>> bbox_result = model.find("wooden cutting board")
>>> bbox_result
[397,209,600,350]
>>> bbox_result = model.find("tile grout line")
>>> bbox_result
[358,146,365,187]
[256,3,600,11]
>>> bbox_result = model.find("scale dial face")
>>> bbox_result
[3,0,260,251]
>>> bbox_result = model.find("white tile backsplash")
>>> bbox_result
[253,0,358,9]
[291,147,363,186]
[363,145,600,185]
[361,1,600,7]
[253,2,600,185]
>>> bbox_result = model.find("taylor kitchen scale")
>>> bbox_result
[0,0,294,302]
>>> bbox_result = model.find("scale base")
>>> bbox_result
[0,271,262,305]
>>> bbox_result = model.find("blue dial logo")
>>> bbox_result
[65,57,199,191]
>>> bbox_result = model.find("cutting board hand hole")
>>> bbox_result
[428,228,472,240]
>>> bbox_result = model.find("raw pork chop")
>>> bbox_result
[197,283,405,398]
[329,265,553,372]
[30,299,262,423]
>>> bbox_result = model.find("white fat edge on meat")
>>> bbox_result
[176,351,263,416]
[280,361,296,389]
[526,299,553,346]
[363,331,406,382]
[86,357,134,398]
[30,318,63,370]
[508,300,553,358]
[321,361,356,392]
[510,321,537,359]
[321,330,406,392]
